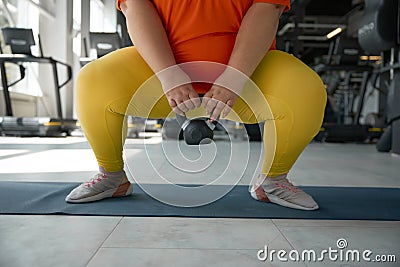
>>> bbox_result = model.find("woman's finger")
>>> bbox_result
[168,99,185,116]
[182,95,195,111]
[168,98,177,108]
[188,90,201,108]
[202,91,213,108]
[223,99,234,117]
[174,97,188,113]
[205,97,218,116]
[211,100,226,121]
[173,106,185,116]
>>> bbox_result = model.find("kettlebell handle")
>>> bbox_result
[175,113,218,131]
[175,95,219,130]
[175,113,190,130]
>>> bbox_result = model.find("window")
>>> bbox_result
[90,0,105,32]
[0,0,40,96]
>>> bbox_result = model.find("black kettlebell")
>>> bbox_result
[176,114,217,145]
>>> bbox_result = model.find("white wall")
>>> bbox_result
[37,0,74,119]
[37,0,117,120]
[103,0,117,32]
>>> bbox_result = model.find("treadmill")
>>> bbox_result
[0,27,78,136]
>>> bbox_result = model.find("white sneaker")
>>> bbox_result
[250,174,319,210]
[65,171,133,203]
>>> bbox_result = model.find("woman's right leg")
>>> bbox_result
[76,46,171,172]
[66,47,171,203]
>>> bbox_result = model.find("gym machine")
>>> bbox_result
[358,0,400,154]
[314,35,380,142]
[80,31,122,66]
[0,27,77,136]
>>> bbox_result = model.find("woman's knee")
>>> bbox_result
[75,58,123,110]
[76,60,104,96]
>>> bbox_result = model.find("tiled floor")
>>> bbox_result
[0,136,399,267]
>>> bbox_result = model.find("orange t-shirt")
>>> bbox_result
[117,0,290,93]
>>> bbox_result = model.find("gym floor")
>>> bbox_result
[0,136,399,267]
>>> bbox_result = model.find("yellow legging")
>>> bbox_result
[76,47,326,177]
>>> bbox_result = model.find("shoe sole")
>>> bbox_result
[66,183,133,203]
[250,186,319,211]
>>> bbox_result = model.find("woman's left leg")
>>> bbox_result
[226,50,327,210]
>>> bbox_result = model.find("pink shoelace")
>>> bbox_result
[273,179,302,193]
[85,173,107,187]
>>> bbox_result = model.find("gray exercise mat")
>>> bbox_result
[0,182,399,220]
